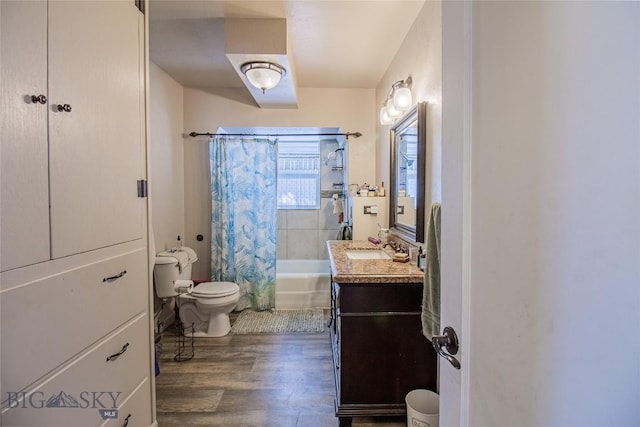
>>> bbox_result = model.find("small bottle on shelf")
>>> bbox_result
[378,181,386,197]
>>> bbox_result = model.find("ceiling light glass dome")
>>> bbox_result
[240,61,286,94]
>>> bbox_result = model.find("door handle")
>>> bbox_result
[432,326,461,370]
[31,94,47,104]
[57,103,72,112]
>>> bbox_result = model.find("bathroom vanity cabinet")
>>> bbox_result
[327,241,437,426]
[1,1,154,426]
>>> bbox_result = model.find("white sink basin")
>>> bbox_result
[345,250,391,260]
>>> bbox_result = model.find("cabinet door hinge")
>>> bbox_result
[137,180,148,198]
[135,0,145,14]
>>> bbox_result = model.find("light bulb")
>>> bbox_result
[393,86,412,110]
[386,102,402,118]
[379,106,393,125]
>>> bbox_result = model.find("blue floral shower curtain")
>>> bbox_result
[210,136,277,311]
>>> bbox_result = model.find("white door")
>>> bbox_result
[0,0,50,271]
[440,2,640,426]
[48,0,145,258]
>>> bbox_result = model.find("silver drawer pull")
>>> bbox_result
[103,270,127,282]
[106,342,129,362]
[122,414,131,427]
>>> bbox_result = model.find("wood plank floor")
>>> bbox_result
[155,323,406,427]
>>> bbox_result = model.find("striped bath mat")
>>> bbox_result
[230,309,327,334]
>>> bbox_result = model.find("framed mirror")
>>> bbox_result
[389,101,426,243]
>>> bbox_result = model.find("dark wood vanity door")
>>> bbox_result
[341,314,436,404]
[331,281,437,418]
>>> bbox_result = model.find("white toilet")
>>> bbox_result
[154,248,240,337]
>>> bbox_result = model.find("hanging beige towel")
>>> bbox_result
[422,203,441,339]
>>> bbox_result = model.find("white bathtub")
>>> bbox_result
[275,259,331,309]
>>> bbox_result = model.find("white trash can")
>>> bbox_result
[405,389,439,427]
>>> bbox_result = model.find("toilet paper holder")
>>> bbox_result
[173,279,194,294]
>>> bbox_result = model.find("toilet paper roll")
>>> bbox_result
[174,279,194,293]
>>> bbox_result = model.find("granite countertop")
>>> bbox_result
[327,240,425,284]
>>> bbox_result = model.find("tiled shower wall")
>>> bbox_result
[277,202,341,260]
[277,140,343,260]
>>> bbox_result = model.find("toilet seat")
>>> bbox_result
[191,281,239,298]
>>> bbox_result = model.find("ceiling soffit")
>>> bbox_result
[225,18,298,108]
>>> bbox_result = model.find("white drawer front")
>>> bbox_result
[1,314,151,427]
[101,378,152,427]
[1,249,148,395]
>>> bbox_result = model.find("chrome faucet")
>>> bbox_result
[383,240,399,251]
[384,240,409,253]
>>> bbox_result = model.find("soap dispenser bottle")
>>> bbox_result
[378,181,386,197]
[417,246,425,270]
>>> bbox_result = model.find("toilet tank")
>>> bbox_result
[154,256,193,298]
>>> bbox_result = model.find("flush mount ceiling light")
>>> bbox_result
[240,61,286,94]
[379,76,413,125]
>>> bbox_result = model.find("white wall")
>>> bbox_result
[375,0,442,242]
[183,87,375,279]
[149,62,185,253]
[442,2,640,425]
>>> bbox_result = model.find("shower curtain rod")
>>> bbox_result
[188,131,362,139]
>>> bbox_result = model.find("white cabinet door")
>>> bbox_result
[0,0,50,272]
[48,1,145,258]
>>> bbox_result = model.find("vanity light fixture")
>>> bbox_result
[386,101,403,119]
[392,79,412,110]
[379,100,394,125]
[240,61,286,94]
[379,76,413,125]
